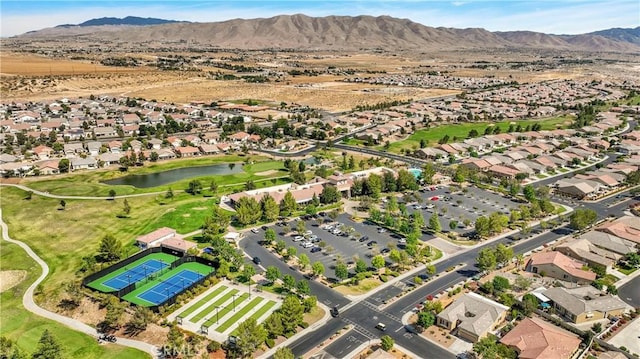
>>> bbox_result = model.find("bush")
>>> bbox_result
[265,338,275,348]
[300,321,309,329]
[380,275,389,282]
[207,341,222,352]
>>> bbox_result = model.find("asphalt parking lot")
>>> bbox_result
[402,185,522,237]
[244,213,404,280]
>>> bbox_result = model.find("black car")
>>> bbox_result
[330,306,339,317]
[310,247,321,253]
[367,240,378,247]
[261,226,268,230]
[252,256,261,264]
[381,248,391,254]
[359,236,368,242]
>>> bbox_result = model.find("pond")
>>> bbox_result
[102,163,244,188]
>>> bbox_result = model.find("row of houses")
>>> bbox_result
[553,162,638,200]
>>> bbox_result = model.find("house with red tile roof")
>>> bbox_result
[596,216,640,244]
[525,251,596,284]
[135,227,178,249]
[500,317,581,359]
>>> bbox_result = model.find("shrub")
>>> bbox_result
[380,275,389,282]
[265,338,275,348]
[300,321,309,329]
[207,341,222,352]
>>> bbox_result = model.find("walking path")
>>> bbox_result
[0,208,159,359]
[0,183,164,200]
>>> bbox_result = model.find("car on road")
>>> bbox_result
[367,240,378,247]
[261,226,268,230]
[330,306,339,317]
[375,323,387,331]
[252,257,261,264]
[310,247,321,253]
[251,228,259,233]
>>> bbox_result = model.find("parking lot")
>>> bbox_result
[402,185,522,237]
[248,213,406,280]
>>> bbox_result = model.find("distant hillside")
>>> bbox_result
[18,14,640,53]
[57,16,185,27]
[590,27,640,46]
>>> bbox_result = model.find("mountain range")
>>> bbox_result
[56,16,186,27]
[16,14,640,52]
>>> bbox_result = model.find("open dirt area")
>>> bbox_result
[0,52,142,76]
[0,270,27,292]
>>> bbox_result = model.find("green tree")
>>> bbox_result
[273,347,295,359]
[260,194,280,222]
[279,296,304,333]
[492,276,511,292]
[320,185,340,204]
[236,197,263,225]
[58,158,70,173]
[186,179,202,195]
[202,206,231,237]
[108,189,116,198]
[265,228,276,243]
[380,335,394,351]
[296,220,306,235]
[475,216,490,238]
[521,293,539,315]
[126,306,154,333]
[473,335,517,359]
[122,198,131,215]
[244,180,257,191]
[421,163,437,184]
[242,265,256,282]
[494,244,513,266]
[263,312,284,339]
[371,255,385,269]
[265,266,281,283]
[355,258,368,273]
[476,247,497,271]
[235,317,268,358]
[279,191,297,216]
[165,188,174,200]
[426,265,436,276]
[298,253,310,270]
[366,173,383,199]
[97,234,122,262]
[31,330,62,359]
[569,208,598,230]
[334,262,348,281]
[488,212,508,235]
[296,280,310,295]
[449,220,458,230]
[523,184,536,203]
[0,336,26,359]
[282,274,296,290]
[428,212,441,233]
[312,261,325,277]
[417,311,435,328]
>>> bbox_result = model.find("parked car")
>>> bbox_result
[293,235,304,242]
[302,242,314,248]
[251,228,259,233]
[304,230,313,236]
[381,248,391,254]
[375,323,387,331]
[378,228,386,233]
[367,240,378,247]
[310,246,322,253]
[398,238,406,244]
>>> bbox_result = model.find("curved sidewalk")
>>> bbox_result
[0,208,159,359]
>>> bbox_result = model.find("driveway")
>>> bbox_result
[607,317,640,356]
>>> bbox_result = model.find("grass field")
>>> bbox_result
[0,241,149,359]
[121,262,214,307]
[140,198,218,235]
[380,116,573,153]
[177,285,228,319]
[22,155,284,197]
[86,253,179,292]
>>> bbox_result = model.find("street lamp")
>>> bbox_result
[127,274,132,286]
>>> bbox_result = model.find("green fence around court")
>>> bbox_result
[230,300,277,336]
[190,289,239,323]
[215,296,264,333]
[178,285,228,319]
[203,292,250,328]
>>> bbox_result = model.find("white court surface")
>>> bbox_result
[167,279,282,342]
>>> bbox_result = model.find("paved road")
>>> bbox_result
[0,209,160,358]
[618,274,640,308]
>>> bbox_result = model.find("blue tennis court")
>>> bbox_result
[103,259,167,290]
[137,269,204,305]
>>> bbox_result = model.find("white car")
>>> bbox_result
[304,230,313,236]
[309,234,318,241]
[302,241,314,248]
[293,236,304,242]
[398,238,406,244]
[378,228,386,233]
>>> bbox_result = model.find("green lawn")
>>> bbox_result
[0,241,150,359]
[381,116,573,153]
[215,296,264,332]
[617,266,637,276]
[121,262,215,307]
[203,292,251,328]
[22,155,285,197]
[87,253,179,292]
[189,289,239,323]
[140,198,218,235]
[178,285,228,319]
[230,300,277,336]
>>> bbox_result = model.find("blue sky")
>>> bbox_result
[1,1,638,37]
